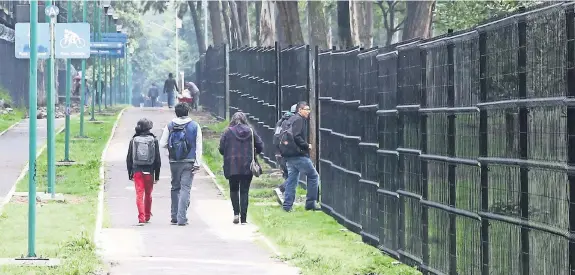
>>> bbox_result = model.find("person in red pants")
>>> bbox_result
[126,118,162,225]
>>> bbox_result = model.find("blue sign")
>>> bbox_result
[91,42,123,49]
[14,23,50,59]
[90,48,124,58]
[90,32,127,43]
[55,23,91,59]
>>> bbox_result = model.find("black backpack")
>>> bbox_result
[277,121,302,157]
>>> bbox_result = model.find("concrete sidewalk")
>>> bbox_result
[0,118,64,204]
[100,107,298,275]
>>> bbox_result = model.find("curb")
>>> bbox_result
[0,124,66,215]
[0,121,20,138]
[94,107,128,249]
[200,162,288,261]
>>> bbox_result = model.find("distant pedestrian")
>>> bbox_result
[159,103,203,226]
[278,101,320,212]
[273,104,300,204]
[186,82,200,111]
[126,118,161,225]
[163,73,180,108]
[148,83,160,107]
[219,112,264,224]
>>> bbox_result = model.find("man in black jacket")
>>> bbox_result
[148,83,160,107]
[163,73,180,108]
[281,101,320,212]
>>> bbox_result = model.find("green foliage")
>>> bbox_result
[433,0,542,34]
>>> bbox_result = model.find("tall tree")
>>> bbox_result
[337,1,353,49]
[236,1,251,46]
[222,1,232,45]
[308,0,329,49]
[254,1,262,46]
[142,1,206,53]
[351,1,373,47]
[228,1,242,47]
[376,0,406,46]
[402,0,434,41]
[259,0,276,47]
[208,0,224,46]
[276,1,304,46]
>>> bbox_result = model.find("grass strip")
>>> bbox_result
[0,109,25,134]
[201,118,420,275]
[0,110,123,275]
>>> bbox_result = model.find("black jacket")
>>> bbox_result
[148,86,159,98]
[126,131,161,181]
[163,78,179,94]
[285,113,309,157]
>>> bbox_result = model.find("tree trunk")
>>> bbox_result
[222,0,232,44]
[187,1,206,53]
[255,1,261,46]
[402,0,434,41]
[236,1,251,46]
[352,1,373,48]
[208,0,224,46]
[276,1,304,47]
[259,0,276,47]
[337,1,353,49]
[229,1,242,47]
[308,1,328,49]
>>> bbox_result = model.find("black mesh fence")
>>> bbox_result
[195,3,575,274]
[200,44,228,120]
[0,38,29,107]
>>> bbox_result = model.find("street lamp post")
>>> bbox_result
[46,0,58,198]
[63,0,72,162]
[79,0,87,136]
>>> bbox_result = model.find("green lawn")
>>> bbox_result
[201,118,420,275]
[0,109,123,275]
[0,108,24,133]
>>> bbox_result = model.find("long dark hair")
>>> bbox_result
[229,112,249,127]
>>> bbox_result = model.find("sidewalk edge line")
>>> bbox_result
[0,121,20,138]
[94,107,128,250]
[0,124,66,215]
[200,162,290,263]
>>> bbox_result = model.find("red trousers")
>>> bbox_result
[134,172,154,223]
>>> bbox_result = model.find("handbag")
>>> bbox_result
[249,127,263,177]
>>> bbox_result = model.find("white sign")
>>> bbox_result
[45,5,59,18]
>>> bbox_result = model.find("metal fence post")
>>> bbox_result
[517,7,529,275]
[566,6,575,275]
[478,29,490,275]
[446,29,457,275]
[419,45,430,272]
[275,42,281,121]
[224,43,230,120]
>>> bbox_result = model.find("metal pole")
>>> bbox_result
[79,0,87,135]
[103,15,107,109]
[124,44,128,102]
[47,0,56,198]
[89,0,97,121]
[97,5,102,113]
[28,0,39,258]
[175,15,179,86]
[64,0,72,161]
[128,52,132,105]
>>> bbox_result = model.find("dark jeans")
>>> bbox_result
[283,156,319,211]
[150,96,157,107]
[167,91,174,107]
[228,175,252,223]
[275,155,299,193]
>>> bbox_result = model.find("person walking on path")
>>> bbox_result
[219,112,264,224]
[163,73,180,108]
[148,83,160,107]
[126,118,162,225]
[159,103,202,226]
[280,101,320,212]
[187,81,200,111]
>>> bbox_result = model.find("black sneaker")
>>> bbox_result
[170,219,177,225]
[177,222,189,226]
[305,204,321,211]
[274,188,284,206]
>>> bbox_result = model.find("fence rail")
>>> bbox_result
[197,3,575,274]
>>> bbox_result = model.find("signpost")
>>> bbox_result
[10,2,92,264]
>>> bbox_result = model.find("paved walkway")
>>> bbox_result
[100,107,298,275]
[0,118,64,203]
